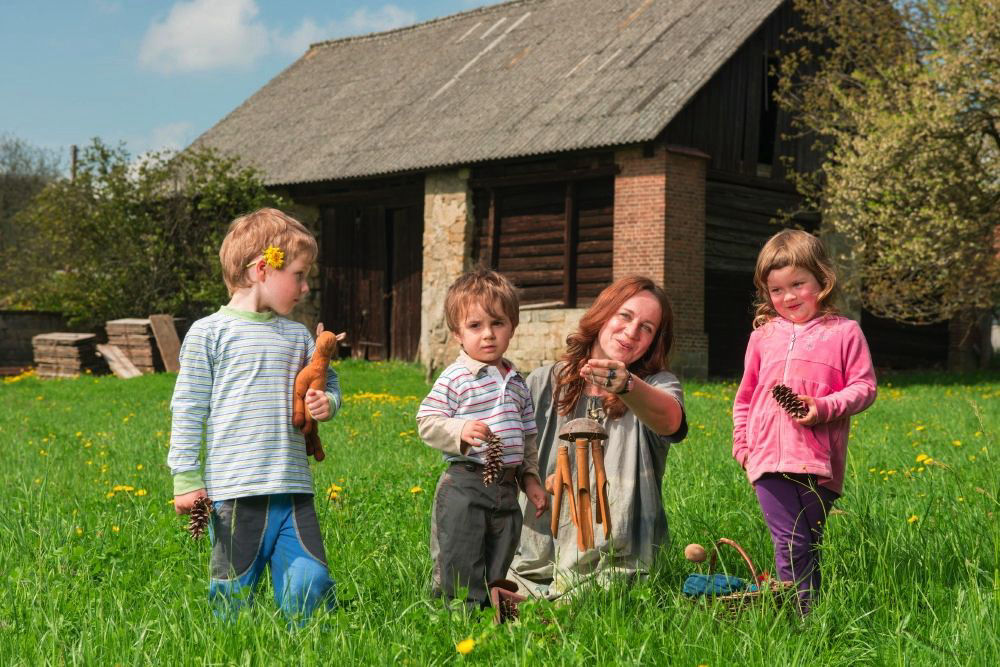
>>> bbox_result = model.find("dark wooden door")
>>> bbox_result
[388,206,422,361]
[322,203,422,361]
[322,205,388,359]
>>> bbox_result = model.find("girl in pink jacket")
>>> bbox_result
[733,229,876,614]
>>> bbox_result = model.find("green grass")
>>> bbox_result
[1,361,998,665]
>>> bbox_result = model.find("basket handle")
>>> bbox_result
[707,538,759,583]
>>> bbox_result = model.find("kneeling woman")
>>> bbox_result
[509,276,688,598]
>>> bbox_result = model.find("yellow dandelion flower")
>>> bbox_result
[112,485,134,492]
[75,431,82,437]
[338,478,345,484]
[410,486,423,494]
[952,440,962,447]
[887,470,896,475]
[915,454,928,463]
[136,464,143,470]
[868,467,876,473]
[907,515,919,524]
[39,449,48,456]
[328,491,339,500]
[263,245,284,269]
[915,425,925,431]
[957,497,964,502]
[456,638,475,655]
[166,499,176,505]
[968,455,977,462]
[36,395,43,401]
[112,525,120,533]
[917,466,925,472]
[975,431,982,437]
[75,527,83,537]
[135,489,147,497]
[34,478,41,485]
[106,492,115,499]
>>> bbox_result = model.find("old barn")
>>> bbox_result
[193,0,948,376]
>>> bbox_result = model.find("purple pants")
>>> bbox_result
[754,473,838,614]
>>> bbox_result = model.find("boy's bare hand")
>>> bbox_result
[523,475,548,518]
[795,395,820,426]
[460,420,492,447]
[174,488,208,515]
[305,388,330,420]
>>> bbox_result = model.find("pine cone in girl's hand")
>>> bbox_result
[772,384,808,419]
[187,497,213,540]
[482,435,504,486]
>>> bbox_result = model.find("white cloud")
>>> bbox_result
[139,0,269,74]
[149,122,194,152]
[140,1,417,73]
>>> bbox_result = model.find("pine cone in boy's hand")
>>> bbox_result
[482,435,504,486]
[772,384,808,419]
[187,496,213,540]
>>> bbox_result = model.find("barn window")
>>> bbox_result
[472,177,613,307]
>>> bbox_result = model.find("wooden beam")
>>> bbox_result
[563,182,577,307]
[487,189,500,268]
[469,165,619,189]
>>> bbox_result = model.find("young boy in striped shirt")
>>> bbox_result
[416,268,548,607]
[168,208,339,621]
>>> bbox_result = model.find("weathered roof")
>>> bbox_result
[193,0,786,185]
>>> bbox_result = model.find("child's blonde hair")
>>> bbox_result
[753,229,839,328]
[444,268,520,332]
[219,208,317,295]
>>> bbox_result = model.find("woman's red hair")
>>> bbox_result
[554,276,673,420]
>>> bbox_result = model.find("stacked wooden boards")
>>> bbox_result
[105,318,163,373]
[32,333,107,378]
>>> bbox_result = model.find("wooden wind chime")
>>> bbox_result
[546,417,612,551]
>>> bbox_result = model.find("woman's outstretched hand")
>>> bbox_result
[580,358,629,394]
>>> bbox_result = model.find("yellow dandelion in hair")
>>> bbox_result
[263,245,284,269]
[456,638,475,655]
[410,486,423,494]
[907,515,919,524]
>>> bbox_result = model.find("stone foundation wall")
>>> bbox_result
[419,169,475,373]
[506,307,586,373]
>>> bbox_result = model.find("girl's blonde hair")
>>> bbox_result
[752,229,839,328]
[219,208,317,295]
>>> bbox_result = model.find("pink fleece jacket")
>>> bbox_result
[732,315,877,495]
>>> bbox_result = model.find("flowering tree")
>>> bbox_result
[3,139,282,327]
[775,0,999,326]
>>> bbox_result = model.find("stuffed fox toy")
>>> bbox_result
[293,325,344,462]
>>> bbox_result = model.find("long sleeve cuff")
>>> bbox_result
[173,470,206,496]
[416,415,468,456]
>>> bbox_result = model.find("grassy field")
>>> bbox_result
[1,361,998,665]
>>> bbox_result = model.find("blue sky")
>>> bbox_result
[2,0,498,161]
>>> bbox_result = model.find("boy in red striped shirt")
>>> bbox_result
[416,268,547,607]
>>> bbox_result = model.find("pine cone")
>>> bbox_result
[187,496,213,540]
[772,384,808,419]
[482,435,504,486]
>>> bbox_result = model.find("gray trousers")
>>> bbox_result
[430,462,522,606]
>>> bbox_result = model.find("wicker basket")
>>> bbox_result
[695,538,795,615]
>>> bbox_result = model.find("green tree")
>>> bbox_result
[0,134,62,255]
[2,139,283,327]
[775,0,999,326]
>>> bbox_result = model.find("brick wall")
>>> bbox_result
[613,144,709,377]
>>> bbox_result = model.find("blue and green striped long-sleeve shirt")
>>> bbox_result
[168,306,340,500]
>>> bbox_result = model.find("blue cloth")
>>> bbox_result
[208,494,335,623]
[683,573,758,597]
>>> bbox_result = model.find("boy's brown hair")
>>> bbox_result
[444,268,520,332]
[752,228,840,328]
[219,208,317,295]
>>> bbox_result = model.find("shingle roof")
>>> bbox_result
[193,0,786,185]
